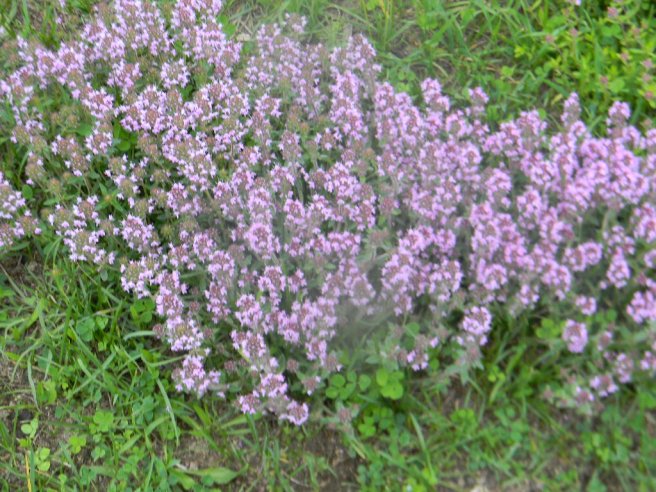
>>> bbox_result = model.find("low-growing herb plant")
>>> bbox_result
[0,0,655,429]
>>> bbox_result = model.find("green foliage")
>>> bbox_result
[92,409,115,433]
[33,447,52,472]
[68,434,87,455]
[536,317,562,340]
[130,298,155,327]
[514,0,656,121]
[375,367,404,400]
[20,418,38,440]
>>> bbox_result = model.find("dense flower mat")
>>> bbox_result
[1,0,655,424]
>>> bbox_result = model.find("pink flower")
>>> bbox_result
[563,320,588,353]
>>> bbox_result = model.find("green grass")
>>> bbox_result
[2,262,655,490]
[1,1,655,491]
[224,0,655,128]
[0,262,356,490]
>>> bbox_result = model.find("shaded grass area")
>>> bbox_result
[1,1,655,491]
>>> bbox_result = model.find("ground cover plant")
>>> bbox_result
[1,0,655,491]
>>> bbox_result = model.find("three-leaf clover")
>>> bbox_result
[20,418,39,439]
[376,368,404,400]
[92,410,114,433]
[34,447,51,472]
[69,435,87,455]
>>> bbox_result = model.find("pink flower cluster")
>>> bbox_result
[2,0,656,421]
[0,172,39,249]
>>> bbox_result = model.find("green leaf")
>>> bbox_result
[380,381,404,400]
[500,66,514,78]
[37,380,57,405]
[638,391,656,410]
[131,298,155,324]
[326,387,339,399]
[69,435,87,454]
[0,286,14,299]
[170,469,196,490]
[608,78,625,94]
[536,318,560,340]
[586,472,607,492]
[76,318,95,342]
[92,410,114,433]
[375,368,389,387]
[187,467,239,485]
[21,184,33,199]
[37,447,50,460]
[35,448,51,472]
[358,375,371,391]
[358,421,376,438]
[75,122,94,137]
[405,322,420,336]
[91,445,106,461]
[600,24,621,38]
[544,15,567,31]
[21,418,38,439]
[364,0,378,12]
[116,140,131,151]
[218,15,236,37]
[330,374,345,388]
[340,382,356,400]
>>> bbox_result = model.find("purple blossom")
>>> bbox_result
[563,320,588,353]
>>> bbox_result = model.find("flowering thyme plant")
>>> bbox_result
[1,0,655,423]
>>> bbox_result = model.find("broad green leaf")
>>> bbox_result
[330,374,345,388]
[375,368,389,387]
[187,467,239,485]
[608,78,625,94]
[75,122,94,137]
